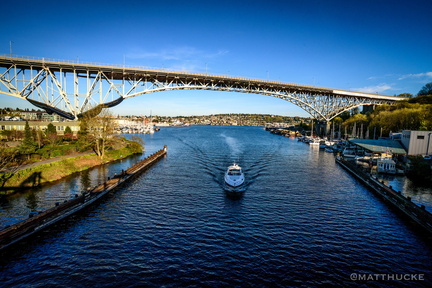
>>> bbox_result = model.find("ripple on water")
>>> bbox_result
[1,126,432,288]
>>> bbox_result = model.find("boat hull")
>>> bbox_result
[224,175,245,188]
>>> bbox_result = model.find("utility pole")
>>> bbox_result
[9,41,13,56]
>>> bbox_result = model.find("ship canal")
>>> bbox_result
[1,125,432,287]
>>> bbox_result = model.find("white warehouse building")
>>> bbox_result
[401,130,432,156]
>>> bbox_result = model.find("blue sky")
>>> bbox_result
[1,0,432,117]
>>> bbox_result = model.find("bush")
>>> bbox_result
[406,156,432,185]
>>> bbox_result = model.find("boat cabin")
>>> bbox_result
[377,156,397,174]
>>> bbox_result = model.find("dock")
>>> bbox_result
[336,157,432,235]
[0,146,167,252]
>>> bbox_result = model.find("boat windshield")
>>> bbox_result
[228,169,241,176]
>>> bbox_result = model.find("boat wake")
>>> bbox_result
[171,129,284,194]
[220,133,242,158]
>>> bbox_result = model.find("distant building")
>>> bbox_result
[17,111,41,121]
[16,111,64,122]
[0,121,80,136]
[41,113,63,122]
[3,116,22,121]
[401,130,432,156]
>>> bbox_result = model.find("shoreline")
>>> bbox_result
[0,146,143,196]
[0,146,167,252]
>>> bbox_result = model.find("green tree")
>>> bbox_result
[408,95,432,104]
[343,113,368,138]
[18,121,37,159]
[369,105,432,135]
[46,123,57,135]
[418,82,432,96]
[46,123,59,148]
[78,119,88,138]
[0,130,13,141]
[76,118,92,152]
[406,156,432,185]
[64,126,73,141]
[397,93,413,98]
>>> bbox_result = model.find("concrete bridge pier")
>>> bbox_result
[326,121,331,138]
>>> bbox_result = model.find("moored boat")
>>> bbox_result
[342,148,356,159]
[309,138,320,146]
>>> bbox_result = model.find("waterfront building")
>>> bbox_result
[401,130,432,156]
[349,130,432,157]
[349,138,407,156]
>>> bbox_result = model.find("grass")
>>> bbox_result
[0,146,142,195]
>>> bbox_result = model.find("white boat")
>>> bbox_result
[376,153,403,175]
[342,148,356,159]
[224,163,245,187]
[377,157,397,174]
[309,138,320,146]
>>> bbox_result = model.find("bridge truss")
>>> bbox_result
[0,56,404,121]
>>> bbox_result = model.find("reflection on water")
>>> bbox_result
[1,126,432,288]
[378,173,432,212]
[0,154,144,227]
[25,192,37,211]
[79,169,91,193]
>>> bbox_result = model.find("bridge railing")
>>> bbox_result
[0,53,172,72]
[0,54,309,88]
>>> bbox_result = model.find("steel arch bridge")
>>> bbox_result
[0,55,406,121]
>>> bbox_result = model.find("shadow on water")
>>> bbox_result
[0,172,45,198]
[224,188,245,207]
[224,190,245,200]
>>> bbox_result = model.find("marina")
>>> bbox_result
[272,126,432,235]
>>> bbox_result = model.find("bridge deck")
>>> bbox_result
[0,55,402,101]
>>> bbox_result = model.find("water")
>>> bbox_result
[1,126,432,287]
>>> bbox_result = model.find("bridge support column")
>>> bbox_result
[325,122,331,139]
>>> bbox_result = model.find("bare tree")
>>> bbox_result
[81,108,118,159]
